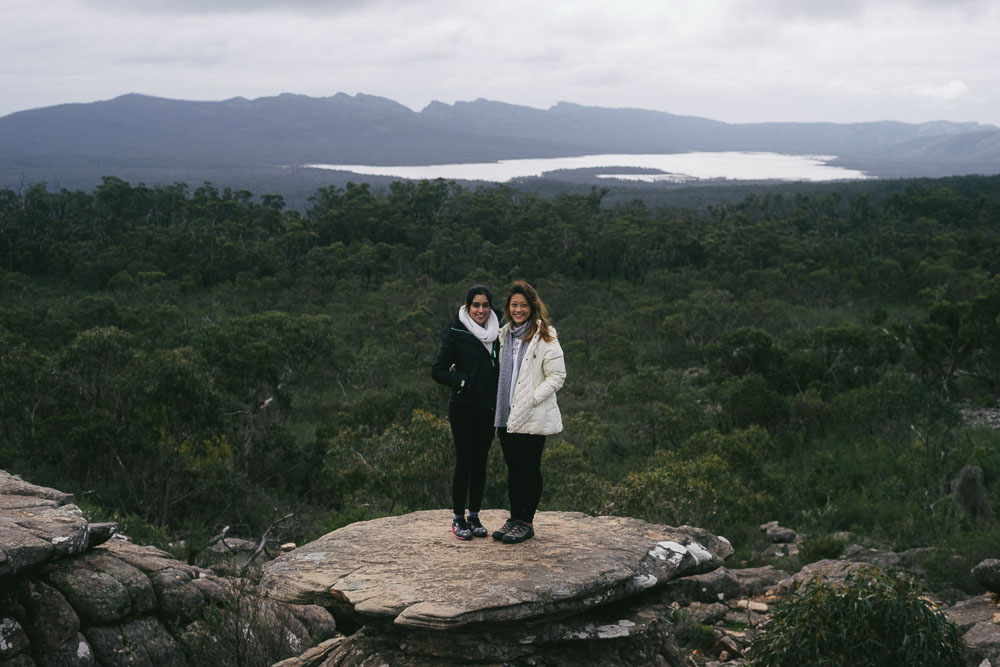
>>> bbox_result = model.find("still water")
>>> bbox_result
[305,152,869,183]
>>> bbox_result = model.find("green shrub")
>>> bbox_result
[798,534,847,564]
[745,566,964,666]
[679,622,718,651]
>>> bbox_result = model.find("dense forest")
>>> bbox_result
[2,174,999,587]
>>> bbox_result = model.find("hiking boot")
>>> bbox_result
[467,514,488,538]
[451,516,473,540]
[501,520,534,544]
[492,518,517,541]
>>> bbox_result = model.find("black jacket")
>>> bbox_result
[431,313,500,410]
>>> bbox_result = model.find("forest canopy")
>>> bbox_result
[2,174,999,574]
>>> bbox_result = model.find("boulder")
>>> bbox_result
[662,567,743,603]
[95,540,198,579]
[33,633,94,667]
[45,553,156,625]
[85,524,116,549]
[0,464,122,667]
[205,537,257,554]
[14,580,81,654]
[83,617,182,667]
[973,559,1000,593]
[260,510,732,631]
[759,520,797,544]
[778,558,862,592]
[726,565,787,597]
[723,602,768,629]
[0,616,31,662]
[148,569,204,623]
[0,472,91,580]
[0,505,90,579]
[268,602,313,657]
[189,575,228,606]
[683,601,729,625]
[709,634,744,660]
[760,542,798,560]
[664,564,787,604]
[287,604,338,643]
[840,544,902,567]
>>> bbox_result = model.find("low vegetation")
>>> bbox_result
[745,567,965,666]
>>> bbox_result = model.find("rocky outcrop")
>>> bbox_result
[0,471,115,580]
[0,470,337,666]
[260,509,733,665]
[9,470,1000,666]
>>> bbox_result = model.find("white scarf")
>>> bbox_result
[459,305,499,352]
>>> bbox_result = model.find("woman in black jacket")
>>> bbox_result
[431,285,500,540]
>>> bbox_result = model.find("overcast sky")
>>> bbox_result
[3,0,998,127]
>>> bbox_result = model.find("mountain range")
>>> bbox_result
[2,92,1000,193]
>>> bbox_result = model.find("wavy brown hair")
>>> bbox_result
[504,280,554,342]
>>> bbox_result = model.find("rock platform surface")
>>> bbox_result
[260,509,733,632]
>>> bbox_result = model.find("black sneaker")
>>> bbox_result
[452,517,473,540]
[501,520,534,544]
[492,518,517,541]
[467,515,488,538]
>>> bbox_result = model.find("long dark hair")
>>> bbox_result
[464,284,494,309]
[504,280,553,342]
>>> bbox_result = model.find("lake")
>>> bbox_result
[304,152,869,183]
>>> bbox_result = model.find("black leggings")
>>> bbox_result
[449,403,494,516]
[498,428,546,523]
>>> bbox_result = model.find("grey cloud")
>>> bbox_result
[902,0,993,9]
[737,0,991,23]
[81,0,376,15]
[734,0,866,23]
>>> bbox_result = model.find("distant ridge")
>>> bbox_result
[0,93,574,169]
[1,92,999,190]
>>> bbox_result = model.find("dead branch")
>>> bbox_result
[241,510,295,575]
[207,524,231,548]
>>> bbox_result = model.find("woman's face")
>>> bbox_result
[468,294,491,325]
[509,293,532,326]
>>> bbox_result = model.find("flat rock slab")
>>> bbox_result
[947,595,1000,664]
[259,509,732,630]
[0,471,74,505]
[0,471,90,578]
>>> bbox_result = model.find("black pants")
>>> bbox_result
[498,428,546,523]
[449,403,494,516]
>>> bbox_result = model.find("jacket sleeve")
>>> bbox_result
[532,336,566,405]
[431,329,471,389]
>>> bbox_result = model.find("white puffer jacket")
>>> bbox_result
[500,321,566,435]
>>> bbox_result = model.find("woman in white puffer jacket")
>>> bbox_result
[492,280,566,544]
